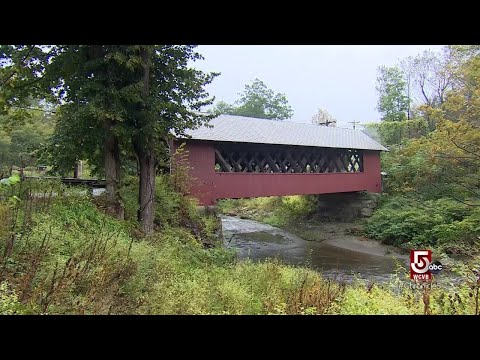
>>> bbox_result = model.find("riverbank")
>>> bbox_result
[221,215,408,282]
[217,197,407,259]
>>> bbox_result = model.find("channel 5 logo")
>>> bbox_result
[410,250,443,280]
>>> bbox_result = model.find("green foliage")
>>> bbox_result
[212,78,293,120]
[381,120,480,202]
[142,255,343,315]
[0,196,136,314]
[4,45,219,232]
[0,281,24,315]
[330,284,414,315]
[170,142,193,195]
[366,197,480,254]
[363,118,428,146]
[120,174,219,244]
[0,46,54,122]
[443,55,480,127]
[0,181,346,314]
[0,174,20,186]
[2,179,478,315]
[376,65,410,122]
[0,108,54,177]
[218,195,317,226]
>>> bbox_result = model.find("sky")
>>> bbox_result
[194,45,445,129]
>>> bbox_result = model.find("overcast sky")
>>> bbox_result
[194,45,445,129]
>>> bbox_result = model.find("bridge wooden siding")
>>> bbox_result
[176,139,382,206]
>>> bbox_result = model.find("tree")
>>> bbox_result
[311,108,337,126]
[212,78,293,120]
[376,66,410,122]
[43,45,139,219]
[0,46,53,126]
[363,118,428,147]
[1,45,218,233]
[442,53,480,127]
[211,100,234,115]
[401,50,455,111]
[124,45,218,233]
[0,108,54,177]
[382,119,480,205]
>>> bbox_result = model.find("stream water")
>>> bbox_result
[221,216,410,282]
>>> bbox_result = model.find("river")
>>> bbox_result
[221,216,409,282]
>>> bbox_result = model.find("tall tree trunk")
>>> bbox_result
[104,128,124,220]
[135,46,155,233]
[136,144,155,233]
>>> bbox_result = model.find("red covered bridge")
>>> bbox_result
[175,115,387,206]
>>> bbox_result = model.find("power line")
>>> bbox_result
[349,120,360,130]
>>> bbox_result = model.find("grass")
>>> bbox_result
[0,178,348,314]
[1,179,479,315]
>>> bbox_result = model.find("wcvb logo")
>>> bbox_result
[410,250,443,280]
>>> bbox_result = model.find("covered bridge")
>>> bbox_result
[175,114,387,206]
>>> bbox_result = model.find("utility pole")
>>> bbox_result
[407,72,411,120]
[349,120,360,130]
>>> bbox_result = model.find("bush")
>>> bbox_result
[366,197,480,254]
[120,175,219,243]
[330,284,415,315]
[0,281,24,315]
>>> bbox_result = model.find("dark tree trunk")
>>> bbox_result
[104,129,124,220]
[136,144,155,233]
[86,45,124,219]
[134,46,155,234]
[73,162,79,178]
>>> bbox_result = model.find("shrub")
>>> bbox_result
[0,281,24,315]
[366,196,479,254]
[330,284,415,315]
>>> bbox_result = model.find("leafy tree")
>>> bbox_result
[46,45,217,232]
[43,45,144,219]
[363,118,428,146]
[0,107,54,177]
[211,100,235,115]
[376,66,410,122]
[382,119,480,204]
[311,108,337,126]
[125,45,218,232]
[2,45,218,232]
[0,46,54,127]
[212,78,293,120]
[369,46,480,253]
[442,54,480,127]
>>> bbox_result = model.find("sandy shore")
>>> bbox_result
[301,222,408,259]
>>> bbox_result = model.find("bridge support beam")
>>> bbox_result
[315,191,381,222]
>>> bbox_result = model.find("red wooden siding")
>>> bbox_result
[177,140,382,206]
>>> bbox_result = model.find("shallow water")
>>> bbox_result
[221,216,409,282]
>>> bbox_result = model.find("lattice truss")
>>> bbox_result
[214,143,363,173]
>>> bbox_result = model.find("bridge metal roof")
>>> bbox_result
[183,114,388,151]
